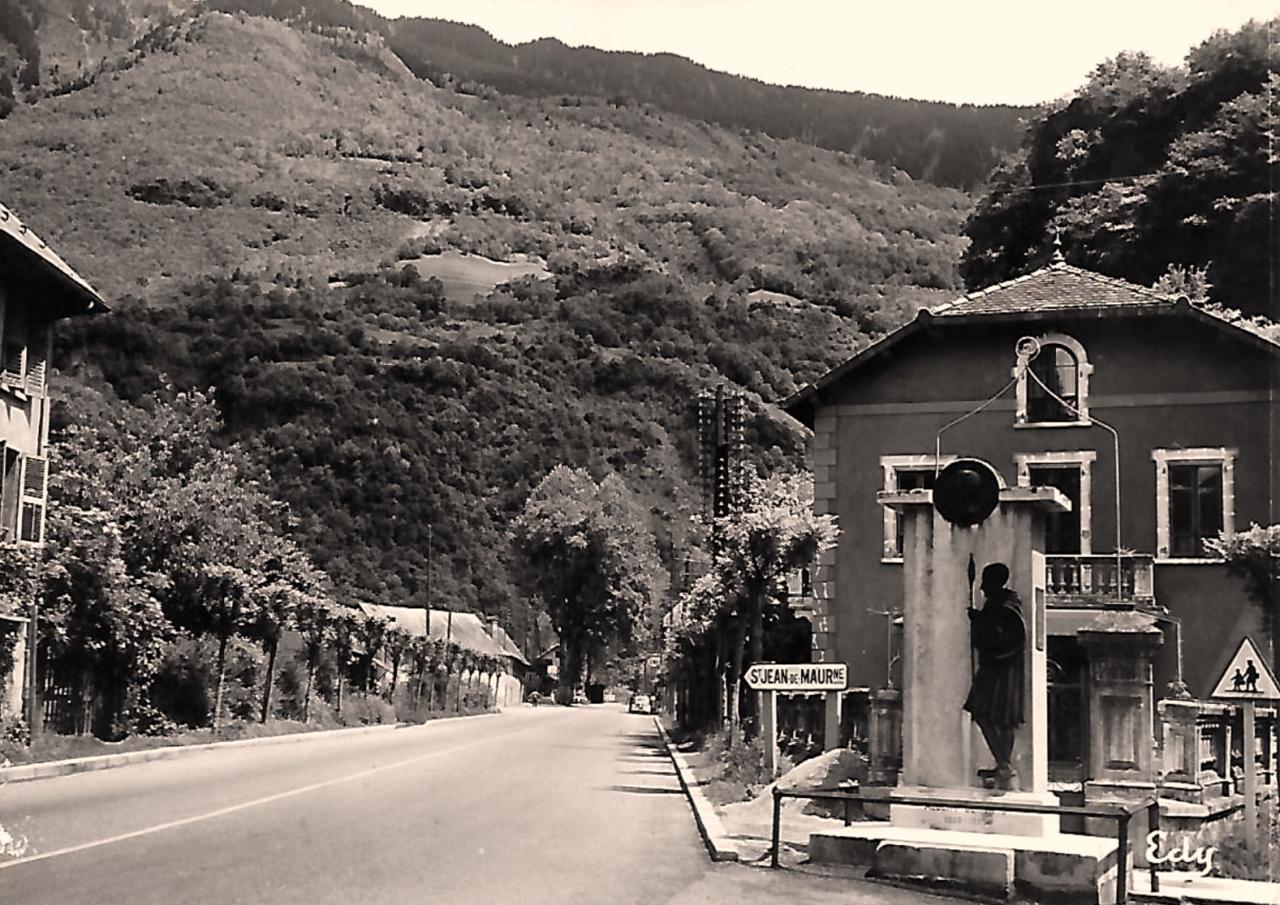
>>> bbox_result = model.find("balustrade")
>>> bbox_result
[1045,554,1155,603]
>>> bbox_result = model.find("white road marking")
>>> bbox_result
[0,716,563,872]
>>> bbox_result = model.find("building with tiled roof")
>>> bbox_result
[786,261,1279,424]
[1,202,107,721]
[780,259,1278,801]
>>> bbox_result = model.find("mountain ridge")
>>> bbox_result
[386,15,1029,189]
[1,0,1027,189]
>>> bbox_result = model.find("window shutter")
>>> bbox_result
[18,454,47,546]
[26,323,47,395]
[1,341,24,390]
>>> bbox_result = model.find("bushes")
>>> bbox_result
[337,694,396,726]
[696,724,780,802]
[127,176,232,208]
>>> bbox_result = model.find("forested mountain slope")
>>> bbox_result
[0,8,973,635]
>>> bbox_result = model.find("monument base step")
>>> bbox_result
[890,784,1061,836]
[810,823,1119,905]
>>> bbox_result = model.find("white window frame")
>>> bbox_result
[1015,451,1096,555]
[1014,332,1092,428]
[881,454,955,562]
[1152,447,1235,563]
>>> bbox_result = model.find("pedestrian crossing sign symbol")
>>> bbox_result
[1210,637,1280,700]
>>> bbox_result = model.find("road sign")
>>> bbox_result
[1209,637,1280,700]
[744,662,847,692]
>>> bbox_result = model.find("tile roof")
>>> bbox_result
[359,603,506,659]
[927,260,1279,351]
[782,260,1279,423]
[929,262,1173,317]
[0,203,105,312]
[488,624,530,665]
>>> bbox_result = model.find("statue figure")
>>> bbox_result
[964,562,1026,790]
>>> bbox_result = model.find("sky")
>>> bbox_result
[360,0,1277,105]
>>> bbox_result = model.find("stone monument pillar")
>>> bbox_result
[809,462,1121,904]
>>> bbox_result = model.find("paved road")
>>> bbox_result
[0,706,949,904]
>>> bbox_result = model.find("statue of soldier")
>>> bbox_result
[964,563,1026,790]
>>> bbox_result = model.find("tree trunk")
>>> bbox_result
[303,656,316,722]
[336,653,345,716]
[726,613,746,748]
[559,632,584,704]
[212,633,229,730]
[260,636,278,724]
[714,617,728,726]
[390,656,400,701]
[746,585,765,734]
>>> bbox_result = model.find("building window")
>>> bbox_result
[1,302,27,390]
[18,454,47,546]
[1153,448,1235,561]
[0,445,14,543]
[1030,466,1083,554]
[1169,464,1222,558]
[0,447,48,547]
[0,296,47,396]
[1014,333,1092,426]
[1015,451,1096,555]
[881,454,954,560]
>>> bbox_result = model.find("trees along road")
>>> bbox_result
[0,706,944,904]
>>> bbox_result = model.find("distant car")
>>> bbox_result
[628,693,653,714]
[572,690,589,705]
[603,691,617,703]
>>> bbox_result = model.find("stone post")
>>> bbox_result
[1078,615,1163,865]
[1158,698,1204,802]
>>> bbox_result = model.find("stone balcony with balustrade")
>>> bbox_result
[1045,553,1156,607]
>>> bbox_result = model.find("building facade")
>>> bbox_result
[784,261,1279,787]
[0,203,106,718]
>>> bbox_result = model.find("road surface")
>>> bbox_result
[0,706,948,904]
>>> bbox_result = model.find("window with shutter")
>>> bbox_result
[18,454,47,546]
[25,321,47,396]
[0,444,12,543]
[1,304,26,390]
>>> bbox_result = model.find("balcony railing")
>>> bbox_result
[1045,554,1155,604]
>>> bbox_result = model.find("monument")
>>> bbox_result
[810,458,1122,903]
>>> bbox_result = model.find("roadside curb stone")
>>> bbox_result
[654,718,740,863]
[0,712,500,785]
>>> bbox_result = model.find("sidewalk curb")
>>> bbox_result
[655,718,740,863]
[0,712,501,785]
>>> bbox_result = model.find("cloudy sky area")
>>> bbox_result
[362,0,1276,105]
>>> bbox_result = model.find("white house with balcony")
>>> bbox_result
[0,203,106,719]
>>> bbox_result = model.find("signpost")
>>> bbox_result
[1209,637,1280,852]
[745,663,849,776]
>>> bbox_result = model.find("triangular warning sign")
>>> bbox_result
[1210,637,1280,700]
